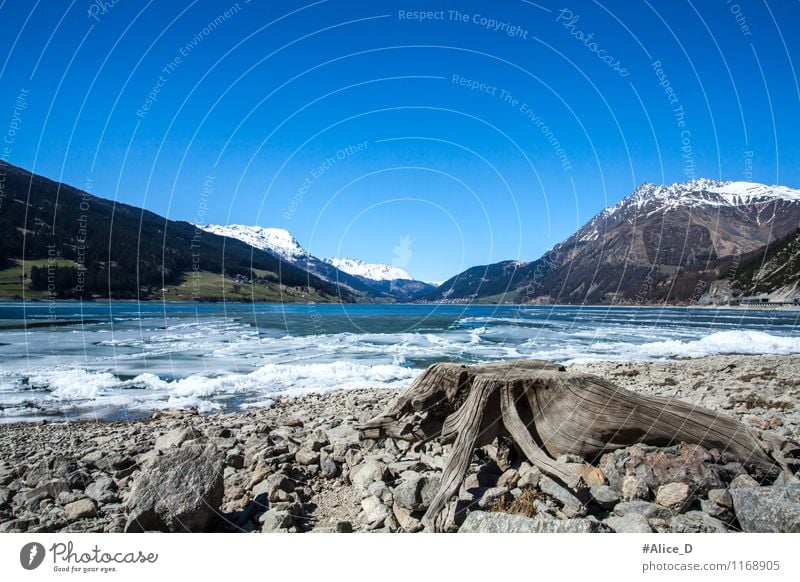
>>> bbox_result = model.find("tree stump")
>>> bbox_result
[358,360,799,531]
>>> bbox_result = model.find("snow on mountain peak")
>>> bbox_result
[201,224,307,260]
[323,257,413,281]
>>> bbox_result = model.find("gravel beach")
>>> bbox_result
[1,354,798,534]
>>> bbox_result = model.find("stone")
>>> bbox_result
[225,451,244,470]
[605,514,653,533]
[0,487,11,508]
[459,511,611,533]
[393,474,440,512]
[154,426,203,450]
[350,459,388,491]
[20,480,71,509]
[367,481,393,505]
[24,457,79,487]
[361,495,390,525]
[335,520,353,533]
[125,444,224,532]
[540,475,587,517]
[669,511,728,533]
[255,472,295,503]
[729,474,760,489]
[517,468,541,489]
[590,485,621,510]
[295,448,320,466]
[259,509,293,533]
[707,488,733,509]
[478,487,513,509]
[393,504,423,532]
[730,485,800,533]
[497,469,519,489]
[319,454,339,479]
[85,477,118,503]
[655,482,692,511]
[64,499,97,521]
[700,499,734,524]
[622,475,650,501]
[67,470,92,490]
[614,501,673,521]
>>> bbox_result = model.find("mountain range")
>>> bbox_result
[1,161,798,305]
[425,179,800,304]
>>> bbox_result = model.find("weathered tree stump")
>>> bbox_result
[358,360,799,531]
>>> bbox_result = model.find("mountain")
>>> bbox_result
[425,179,800,304]
[323,257,412,281]
[200,224,434,302]
[0,162,351,302]
[731,228,800,300]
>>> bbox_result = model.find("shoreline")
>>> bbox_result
[1,354,798,533]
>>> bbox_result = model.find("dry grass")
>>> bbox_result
[488,487,544,518]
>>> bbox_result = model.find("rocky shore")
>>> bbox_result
[1,354,799,534]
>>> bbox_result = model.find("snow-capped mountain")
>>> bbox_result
[199,224,434,301]
[324,257,412,281]
[424,178,800,304]
[201,225,308,261]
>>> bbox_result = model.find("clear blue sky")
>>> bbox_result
[1,0,798,282]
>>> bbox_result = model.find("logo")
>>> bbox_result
[20,542,46,570]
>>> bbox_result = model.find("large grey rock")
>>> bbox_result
[605,514,653,533]
[295,448,320,466]
[730,485,800,533]
[350,459,388,491]
[590,485,621,510]
[459,511,611,533]
[85,477,118,503]
[125,444,224,532]
[540,475,587,517]
[393,474,440,511]
[64,498,97,521]
[154,426,203,450]
[20,479,71,509]
[614,500,673,520]
[259,509,293,533]
[669,511,728,533]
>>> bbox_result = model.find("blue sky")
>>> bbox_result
[1,0,798,282]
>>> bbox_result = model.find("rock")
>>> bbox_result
[517,467,541,489]
[350,459,388,491]
[361,495,390,525]
[367,481,393,505]
[66,470,92,490]
[24,457,78,487]
[253,472,295,503]
[605,514,653,533]
[335,520,353,533]
[622,475,650,501]
[614,501,673,521]
[393,474,440,511]
[707,488,733,509]
[774,471,800,487]
[20,480,71,509]
[225,451,244,470]
[57,491,87,505]
[459,511,611,533]
[64,499,97,521]
[259,509,293,533]
[669,511,728,533]
[588,485,618,509]
[729,474,760,489]
[478,487,513,509]
[730,485,800,532]
[125,444,224,532]
[155,426,203,450]
[319,454,339,479]
[497,469,519,489]
[655,482,692,511]
[85,477,118,503]
[540,475,587,517]
[700,499,735,523]
[295,448,320,466]
[393,504,423,532]
[0,487,11,508]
